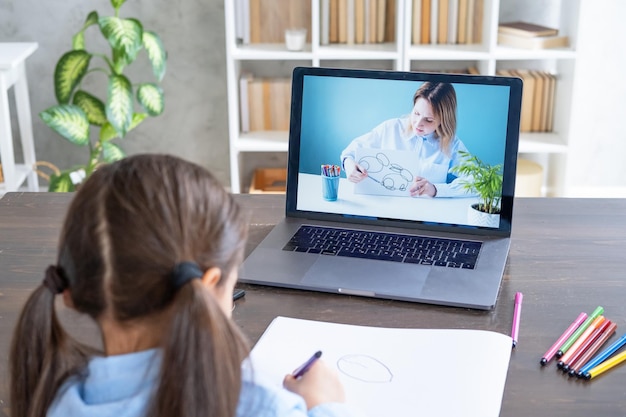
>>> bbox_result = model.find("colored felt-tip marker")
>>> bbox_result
[568,320,615,377]
[540,312,588,366]
[558,315,605,371]
[557,306,604,358]
[574,322,617,378]
[511,292,523,348]
[585,347,626,380]
[292,351,322,379]
[580,332,626,379]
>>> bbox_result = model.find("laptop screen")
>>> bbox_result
[286,67,522,235]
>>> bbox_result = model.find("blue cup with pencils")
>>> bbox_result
[321,164,341,201]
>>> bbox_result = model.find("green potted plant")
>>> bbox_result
[451,150,503,227]
[39,0,166,191]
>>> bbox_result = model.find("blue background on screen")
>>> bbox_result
[298,75,511,175]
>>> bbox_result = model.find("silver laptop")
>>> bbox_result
[240,67,522,310]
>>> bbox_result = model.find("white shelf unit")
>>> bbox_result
[224,0,580,195]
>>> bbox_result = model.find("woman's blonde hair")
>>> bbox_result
[412,82,457,156]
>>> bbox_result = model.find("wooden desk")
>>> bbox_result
[1,192,626,416]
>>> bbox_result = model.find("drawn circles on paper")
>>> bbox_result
[336,354,394,383]
[358,152,414,192]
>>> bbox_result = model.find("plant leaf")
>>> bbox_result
[73,90,107,126]
[99,122,118,142]
[54,50,91,104]
[100,113,146,142]
[130,112,148,130]
[106,74,133,137]
[40,104,90,146]
[110,0,126,10]
[48,171,76,192]
[99,16,143,65]
[102,141,126,163]
[142,31,167,81]
[137,83,164,116]
[72,11,100,50]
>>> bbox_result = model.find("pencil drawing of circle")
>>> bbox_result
[376,153,390,167]
[358,156,383,173]
[337,354,393,383]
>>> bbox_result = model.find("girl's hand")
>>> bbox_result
[283,360,346,409]
[410,177,437,197]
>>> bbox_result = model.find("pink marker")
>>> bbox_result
[511,292,523,348]
[540,312,588,366]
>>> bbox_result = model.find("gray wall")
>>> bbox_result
[1,0,239,188]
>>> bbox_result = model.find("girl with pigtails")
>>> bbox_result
[10,154,355,417]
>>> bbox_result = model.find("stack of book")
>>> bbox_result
[239,74,292,132]
[235,0,312,45]
[411,0,484,45]
[497,21,569,50]
[497,69,556,133]
[320,0,397,45]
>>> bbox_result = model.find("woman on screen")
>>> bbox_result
[340,81,476,198]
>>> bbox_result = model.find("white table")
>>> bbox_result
[0,42,39,193]
[296,173,490,227]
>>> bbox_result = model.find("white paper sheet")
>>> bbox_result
[250,316,512,417]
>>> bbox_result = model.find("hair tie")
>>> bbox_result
[172,261,204,289]
[42,265,67,294]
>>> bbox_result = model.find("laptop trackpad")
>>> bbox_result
[301,256,429,297]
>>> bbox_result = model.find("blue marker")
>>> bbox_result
[579,333,626,379]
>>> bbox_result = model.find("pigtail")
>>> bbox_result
[10,274,96,417]
[147,280,250,417]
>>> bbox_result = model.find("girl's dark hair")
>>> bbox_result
[413,82,458,156]
[10,154,250,417]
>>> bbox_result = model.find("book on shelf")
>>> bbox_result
[321,0,393,45]
[321,0,330,44]
[412,0,422,44]
[412,0,481,44]
[498,69,556,133]
[246,0,311,44]
[437,0,448,44]
[447,0,458,44]
[377,0,387,43]
[430,0,438,44]
[471,0,482,43]
[384,0,396,42]
[498,21,558,38]
[338,0,348,43]
[240,75,292,133]
[465,0,474,43]
[420,0,430,43]
[457,0,467,43]
[355,0,365,43]
[497,32,569,49]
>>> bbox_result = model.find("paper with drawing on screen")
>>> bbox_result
[353,148,419,197]
[250,316,512,417]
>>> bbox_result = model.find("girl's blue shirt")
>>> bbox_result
[46,349,356,417]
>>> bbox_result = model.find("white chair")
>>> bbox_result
[0,42,39,193]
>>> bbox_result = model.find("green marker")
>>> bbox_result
[556,306,604,358]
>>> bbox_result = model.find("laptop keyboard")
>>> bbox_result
[283,225,481,269]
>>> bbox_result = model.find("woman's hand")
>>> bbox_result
[283,360,346,409]
[410,176,437,197]
[344,158,368,183]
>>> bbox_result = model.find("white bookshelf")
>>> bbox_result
[224,0,580,194]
